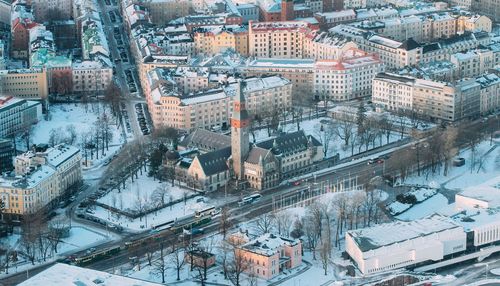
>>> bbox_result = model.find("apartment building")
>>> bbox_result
[71,60,112,93]
[0,68,49,100]
[429,13,456,39]
[471,0,500,24]
[314,49,384,101]
[372,73,481,121]
[31,0,72,22]
[476,73,500,115]
[133,0,191,25]
[350,15,433,43]
[303,30,358,60]
[314,10,356,29]
[248,21,317,59]
[148,76,292,130]
[193,25,249,56]
[241,58,315,101]
[457,15,492,33]
[0,96,42,139]
[0,144,81,216]
[332,25,491,69]
[421,32,491,64]
[450,49,494,78]
[235,233,302,280]
[11,0,38,59]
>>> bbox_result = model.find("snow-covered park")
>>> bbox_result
[90,172,218,232]
[97,174,196,214]
[252,116,405,159]
[30,103,126,169]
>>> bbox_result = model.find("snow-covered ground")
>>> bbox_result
[404,140,499,190]
[253,117,405,159]
[97,174,195,213]
[58,226,109,254]
[92,195,213,232]
[0,225,110,278]
[395,193,449,221]
[31,103,126,169]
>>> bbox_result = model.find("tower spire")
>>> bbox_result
[231,80,250,180]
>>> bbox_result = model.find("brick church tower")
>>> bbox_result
[231,80,250,180]
[281,0,294,21]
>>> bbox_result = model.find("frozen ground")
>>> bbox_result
[253,117,404,159]
[404,140,499,190]
[0,225,109,278]
[395,193,449,221]
[97,174,195,213]
[92,195,212,232]
[58,226,109,254]
[31,103,125,169]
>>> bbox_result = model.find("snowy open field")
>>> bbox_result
[405,140,499,190]
[58,226,109,254]
[391,140,499,221]
[92,195,213,232]
[97,174,195,213]
[253,117,405,159]
[31,103,126,169]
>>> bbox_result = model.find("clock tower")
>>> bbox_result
[231,80,250,180]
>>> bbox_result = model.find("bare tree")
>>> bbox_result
[272,210,292,236]
[315,123,336,157]
[333,114,355,147]
[320,240,330,275]
[65,124,77,145]
[228,246,249,286]
[254,213,274,235]
[219,207,232,239]
[47,218,69,254]
[151,243,167,283]
[169,242,186,281]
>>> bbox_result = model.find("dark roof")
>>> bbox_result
[196,147,231,176]
[399,38,420,51]
[307,135,322,147]
[179,129,231,152]
[375,72,416,84]
[256,130,317,156]
[422,43,440,53]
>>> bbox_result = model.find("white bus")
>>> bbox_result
[238,193,262,206]
[195,206,220,218]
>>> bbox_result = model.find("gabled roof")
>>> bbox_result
[196,147,231,176]
[180,129,230,152]
[256,130,317,156]
[246,146,271,165]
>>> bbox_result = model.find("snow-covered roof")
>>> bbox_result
[18,263,163,286]
[315,49,381,70]
[244,58,315,69]
[457,176,500,208]
[241,233,300,256]
[45,144,80,168]
[348,214,462,252]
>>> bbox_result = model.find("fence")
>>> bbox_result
[271,176,360,212]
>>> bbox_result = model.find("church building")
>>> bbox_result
[186,80,324,192]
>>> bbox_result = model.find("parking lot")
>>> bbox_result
[135,103,151,135]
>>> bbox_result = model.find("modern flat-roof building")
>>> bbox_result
[0,68,49,100]
[346,214,467,275]
[372,73,481,121]
[0,96,42,139]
